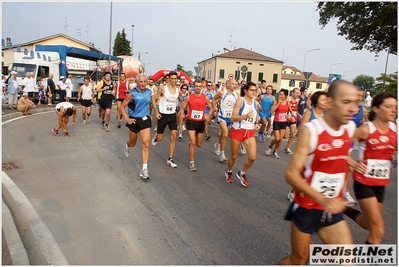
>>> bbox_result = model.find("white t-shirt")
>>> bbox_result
[57,81,67,90]
[23,77,35,92]
[65,78,73,91]
[365,95,372,108]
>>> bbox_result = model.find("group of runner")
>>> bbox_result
[50,72,397,263]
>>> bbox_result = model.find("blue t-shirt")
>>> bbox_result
[127,87,152,118]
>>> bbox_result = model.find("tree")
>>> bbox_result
[374,72,397,94]
[176,64,193,78]
[352,74,375,90]
[113,28,132,56]
[317,2,397,55]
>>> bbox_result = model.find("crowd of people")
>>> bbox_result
[2,69,397,264]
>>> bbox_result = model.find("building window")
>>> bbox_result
[235,70,240,80]
[246,72,252,82]
[258,72,264,81]
[208,70,211,80]
[316,83,322,89]
[219,69,225,79]
[236,62,240,64]
[248,63,252,65]
[289,79,295,87]
[260,64,264,66]
[299,81,304,87]
[273,74,278,83]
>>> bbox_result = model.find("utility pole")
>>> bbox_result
[85,20,91,43]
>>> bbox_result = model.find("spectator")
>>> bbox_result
[47,73,56,106]
[6,71,20,110]
[23,72,35,101]
[37,77,45,106]
[364,91,372,109]
[57,76,67,102]
[17,92,35,115]
[65,74,74,102]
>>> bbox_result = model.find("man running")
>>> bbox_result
[77,77,95,125]
[257,84,274,140]
[283,87,300,154]
[278,80,358,265]
[151,71,180,168]
[96,72,116,132]
[116,73,128,128]
[178,81,212,171]
[204,80,216,141]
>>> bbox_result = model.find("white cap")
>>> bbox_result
[60,76,65,79]
[180,76,186,79]
[218,79,221,82]
[366,91,370,94]
[11,71,17,75]
[23,92,28,96]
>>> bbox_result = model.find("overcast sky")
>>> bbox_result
[2,1,397,81]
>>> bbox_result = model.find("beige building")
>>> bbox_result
[197,48,284,88]
[281,65,329,93]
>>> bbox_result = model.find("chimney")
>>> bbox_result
[6,37,11,46]
[217,51,220,55]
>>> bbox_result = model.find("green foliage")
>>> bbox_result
[374,72,397,93]
[352,74,375,90]
[113,28,132,56]
[317,2,397,55]
[176,64,193,78]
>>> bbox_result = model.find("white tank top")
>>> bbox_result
[159,85,179,114]
[81,84,93,100]
[232,98,257,130]
[218,90,237,118]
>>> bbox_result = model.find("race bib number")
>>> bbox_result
[245,115,255,123]
[364,159,391,179]
[165,103,176,112]
[278,113,287,121]
[310,172,345,198]
[190,110,204,120]
[223,109,233,118]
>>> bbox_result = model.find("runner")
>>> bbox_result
[212,79,240,161]
[151,71,180,168]
[257,85,275,140]
[283,88,300,154]
[177,84,189,140]
[96,72,116,132]
[225,82,259,187]
[177,81,212,171]
[296,87,309,127]
[344,92,397,244]
[204,81,216,141]
[120,74,152,179]
[278,80,359,265]
[77,77,95,125]
[52,102,77,137]
[265,89,294,159]
[116,73,128,128]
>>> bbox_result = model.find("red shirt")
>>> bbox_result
[288,97,299,122]
[294,118,356,210]
[274,101,289,122]
[187,93,207,122]
[117,80,128,99]
[353,121,397,186]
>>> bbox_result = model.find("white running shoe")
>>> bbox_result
[284,148,294,155]
[154,126,157,132]
[182,124,186,131]
[214,143,221,156]
[140,169,149,179]
[167,158,177,168]
[151,134,158,146]
[271,151,280,159]
[178,132,183,139]
[189,162,197,171]
[265,147,272,156]
[240,143,247,154]
[344,192,357,207]
[219,151,227,162]
[287,190,295,203]
[124,145,130,157]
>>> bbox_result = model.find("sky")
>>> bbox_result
[2,1,397,82]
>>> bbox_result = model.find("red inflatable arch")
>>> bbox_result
[150,70,193,84]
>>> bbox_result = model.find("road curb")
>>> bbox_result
[2,199,30,265]
[2,172,69,265]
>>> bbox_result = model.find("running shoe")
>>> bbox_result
[240,143,247,154]
[189,162,197,171]
[117,123,121,128]
[65,132,69,137]
[265,146,272,156]
[266,133,271,139]
[102,122,105,128]
[87,116,91,122]
[219,151,227,162]
[140,169,149,179]
[284,148,294,155]
[258,133,265,142]
[271,151,280,159]
[52,129,59,136]
[225,170,233,183]
[154,126,157,132]
[214,143,221,156]
[105,125,110,132]
[124,145,130,157]
[344,192,357,207]
[151,134,158,146]
[178,132,183,139]
[287,190,295,203]
[182,124,186,131]
[82,120,86,126]
[167,158,177,168]
[205,134,211,141]
[236,170,249,187]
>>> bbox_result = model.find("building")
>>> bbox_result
[281,65,329,93]
[197,48,284,88]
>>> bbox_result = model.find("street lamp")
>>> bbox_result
[343,70,353,79]
[302,48,320,88]
[138,51,149,62]
[131,25,135,56]
[329,62,342,75]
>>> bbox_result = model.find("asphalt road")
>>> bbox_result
[2,108,397,265]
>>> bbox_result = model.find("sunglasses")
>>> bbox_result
[207,84,212,86]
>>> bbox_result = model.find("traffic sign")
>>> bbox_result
[228,73,234,80]
[328,73,342,84]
